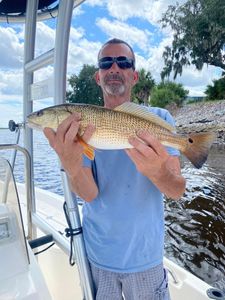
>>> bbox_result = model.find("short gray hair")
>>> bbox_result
[98,38,135,65]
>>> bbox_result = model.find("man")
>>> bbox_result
[44,38,186,299]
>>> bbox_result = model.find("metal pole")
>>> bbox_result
[23,0,38,239]
[2,128,21,203]
[61,170,94,300]
[54,0,74,104]
[53,1,95,298]
[23,0,38,153]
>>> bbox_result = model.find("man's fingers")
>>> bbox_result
[82,124,95,142]
[56,113,81,143]
[43,127,56,147]
[136,131,167,156]
[128,136,155,158]
[64,120,80,144]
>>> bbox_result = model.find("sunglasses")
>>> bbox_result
[98,56,135,70]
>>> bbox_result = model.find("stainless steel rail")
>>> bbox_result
[0,144,35,239]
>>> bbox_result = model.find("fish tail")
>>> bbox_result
[183,132,216,168]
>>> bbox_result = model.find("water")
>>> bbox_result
[0,130,64,195]
[165,146,225,288]
[0,129,224,288]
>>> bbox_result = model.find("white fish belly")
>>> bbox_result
[88,136,132,150]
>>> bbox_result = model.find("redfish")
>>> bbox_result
[27,102,215,168]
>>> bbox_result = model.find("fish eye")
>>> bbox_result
[36,110,43,117]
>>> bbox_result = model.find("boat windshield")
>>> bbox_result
[0,157,29,264]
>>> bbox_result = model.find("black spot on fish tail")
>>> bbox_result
[183,132,216,168]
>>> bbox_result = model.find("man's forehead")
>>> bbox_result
[99,43,133,58]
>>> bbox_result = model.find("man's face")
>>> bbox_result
[96,43,138,98]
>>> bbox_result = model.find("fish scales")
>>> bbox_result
[76,105,173,149]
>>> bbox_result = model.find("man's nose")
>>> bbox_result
[109,62,120,72]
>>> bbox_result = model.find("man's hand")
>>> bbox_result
[125,130,186,200]
[125,131,171,178]
[43,113,95,178]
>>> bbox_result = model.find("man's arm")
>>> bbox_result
[125,131,186,200]
[44,113,98,202]
[68,167,98,202]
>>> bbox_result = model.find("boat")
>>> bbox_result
[0,1,224,299]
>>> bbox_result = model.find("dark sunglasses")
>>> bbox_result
[98,56,135,70]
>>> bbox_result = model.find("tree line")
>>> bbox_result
[66,63,224,107]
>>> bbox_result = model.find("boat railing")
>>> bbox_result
[0,139,74,254]
[1,122,23,204]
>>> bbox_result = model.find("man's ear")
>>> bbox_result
[133,70,139,84]
[95,71,101,86]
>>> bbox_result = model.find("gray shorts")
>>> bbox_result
[90,263,170,300]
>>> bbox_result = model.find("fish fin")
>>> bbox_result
[114,102,175,132]
[77,136,95,160]
[183,132,216,168]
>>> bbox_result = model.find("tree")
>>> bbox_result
[150,81,189,108]
[131,68,155,105]
[205,76,225,100]
[66,64,103,106]
[160,0,225,80]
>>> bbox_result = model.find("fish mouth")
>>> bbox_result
[26,120,42,130]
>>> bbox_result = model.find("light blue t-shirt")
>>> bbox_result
[82,107,179,273]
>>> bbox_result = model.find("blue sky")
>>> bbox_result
[0,0,221,127]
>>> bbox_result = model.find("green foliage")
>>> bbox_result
[150,81,189,108]
[66,64,104,106]
[160,0,225,79]
[205,76,225,100]
[131,69,155,105]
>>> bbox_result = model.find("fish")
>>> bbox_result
[27,102,216,168]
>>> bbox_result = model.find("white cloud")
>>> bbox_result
[96,18,152,52]
[0,27,23,69]
[175,65,220,96]
[67,39,101,74]
[70,26,85,42]
[0,70,23,95]
[0,95,23,127]
[85,0,106,7]
[72,4,85,17]
[106,0,187,24]
[145,36,173,81]
[35,22,55,56]
[84,0,186,25]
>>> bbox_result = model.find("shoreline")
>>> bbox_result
[168,100,225,144]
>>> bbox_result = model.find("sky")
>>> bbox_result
[0,0,222,127]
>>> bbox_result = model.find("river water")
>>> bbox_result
[165,145,225,288]
[0,129,225,288]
